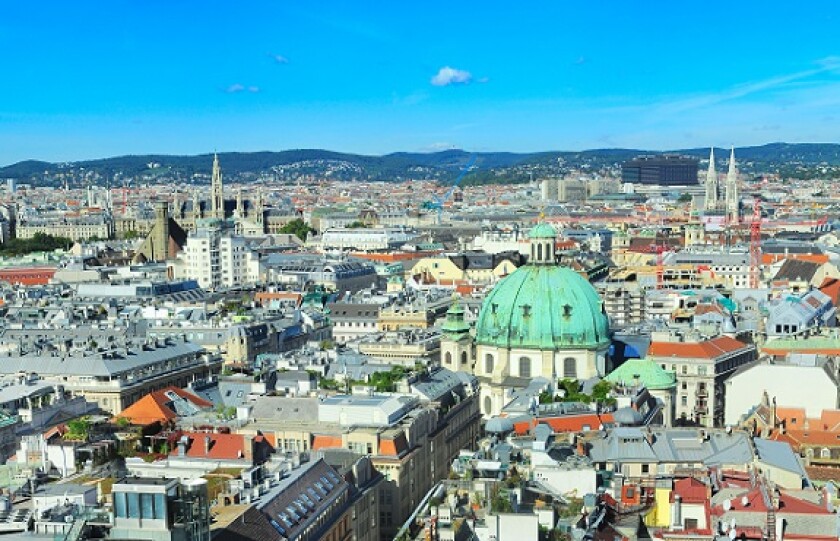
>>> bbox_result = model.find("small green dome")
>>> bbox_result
[442,300,470,336]
[475,264,609,350]
[528,223,558,239]
[605,358,676,390]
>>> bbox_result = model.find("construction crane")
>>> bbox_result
[750,197,761,289]
[424,156,476,224]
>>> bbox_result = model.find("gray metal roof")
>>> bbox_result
[0,341,203,377]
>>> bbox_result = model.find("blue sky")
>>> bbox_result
[1,1,840,164]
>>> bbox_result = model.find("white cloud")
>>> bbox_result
[431,66,473,86]
[270,53,289,64]
[225,83,260,94]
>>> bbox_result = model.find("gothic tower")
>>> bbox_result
[704,147,718,211]
[725,147,739,222]
[211,153,224,220]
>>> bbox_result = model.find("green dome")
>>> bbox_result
[528,222,558,239]
[475,264,610,350]
[605,358,676,390]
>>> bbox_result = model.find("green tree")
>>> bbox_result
[279,219,315,241]
[677,193,692,203]
[66,417,92,441]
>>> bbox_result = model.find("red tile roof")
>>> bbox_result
[116,386,213,426]
[648,336,748,359]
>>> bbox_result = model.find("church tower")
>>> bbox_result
[211,153,224,220]
[440,299,474,372]
[725,147,739,222]
[704,147,718,211]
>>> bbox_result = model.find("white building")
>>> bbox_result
[724,357,839,426]
[317,227,418,251]
[170,227,261,290]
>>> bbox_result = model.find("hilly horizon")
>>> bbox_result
[3,142,840,185]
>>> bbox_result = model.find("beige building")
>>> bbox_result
[646,332,757,427]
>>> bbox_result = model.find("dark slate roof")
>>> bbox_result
[216,459,349,541]
[774,259,822,282]
[326,302,380,320]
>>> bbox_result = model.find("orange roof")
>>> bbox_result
[513,413,614,436]
[350,251,441,262]
[379,431,409,457]
[255,292,302,306]
[648,336,748,359]
[171,432,266,460]
[763,253,829,265]
[311,434,343,450]
[116,386,212,426]
[775,407,806,426]
[819,277,840,307]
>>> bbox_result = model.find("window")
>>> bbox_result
[681,382,687,390]
[127,492,140,519]
[681,396,687,406]
[821,448,831,459]
[519,357,531,378]
[698,366,707,376]
[485,354,494,374]
[141,493,154,519]
[444,352,452,365]
[563,357,576,378]
[461,351,468,365]
[682,365,687,375]
[641,464,649,474]
[115,493,127,518]
[484,396,492,414]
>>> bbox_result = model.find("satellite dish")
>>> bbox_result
[723,499,732,511]
[741,495,749,507]
[729,529,736,540]
[721,522,729,533]
[731,518,736,530]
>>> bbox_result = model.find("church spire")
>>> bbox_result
[704,147,718,211]
[725,146,739,222]
[211,153,224,220]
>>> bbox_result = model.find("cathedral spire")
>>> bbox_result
[211,153,224,220]
[725,146,739,222]
[704,147,718,211]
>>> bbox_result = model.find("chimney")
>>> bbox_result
[204,435,212,456]
[243,434,254,463]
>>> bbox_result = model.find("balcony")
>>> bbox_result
[695,402,708,414]
[696,387,708,398]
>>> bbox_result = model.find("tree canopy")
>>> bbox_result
[279,219,315,241]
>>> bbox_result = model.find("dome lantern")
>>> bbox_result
[528,222,557,265]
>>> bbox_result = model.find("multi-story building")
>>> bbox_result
[17,213,114,241]
[621,155,699,186]
[317,227,418,252]
[0,339,223,414]
[169,227,262,290]
[646,332,757,427]
[110,477,210,541]
[263,254,377,293]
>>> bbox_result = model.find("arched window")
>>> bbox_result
[563,357,577,378]
[460,351,468,365]
[485,354,494,374]
[519,357,531,378]
[444,352,452,365]
[484,396,493,415]
[537,244,543,261]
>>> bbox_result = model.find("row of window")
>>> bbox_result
[445,353,578,379]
